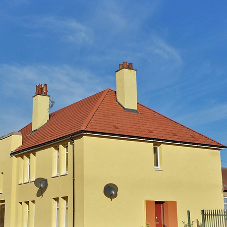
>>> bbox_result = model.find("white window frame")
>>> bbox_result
[65,145,68,174]
[56,199,59,227]
[26,202,29,227]
[153,146,160,169]
[65,197,68,227]
[56,148,59,175]
[28,156,30,182]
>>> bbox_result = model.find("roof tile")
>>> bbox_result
[13,88,225,154]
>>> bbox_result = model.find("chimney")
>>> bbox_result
[116,62,137,112]
[32,84,50,131]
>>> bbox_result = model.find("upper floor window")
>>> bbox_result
[52,143,69,177]
[18,153,36,184]
[65,145,69,173]
[153,145,160,169]
[0,173,3,194]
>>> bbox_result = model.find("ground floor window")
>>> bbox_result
[224,197,227,210]
[0,201,5,227]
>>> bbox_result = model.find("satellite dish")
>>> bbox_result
[104,183,118,201]
[34,178,48,189]
[49,97,55,109]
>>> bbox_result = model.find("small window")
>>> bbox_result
[52,198,59,227]
[0,173,3,194]
[0,201,5,227]
[224,197,227,210]
[56,148,59,175]
[65,145,69,173]
[64,197,68,227]
[153,146,160,169]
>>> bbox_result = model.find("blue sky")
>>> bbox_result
[1,0,227,165]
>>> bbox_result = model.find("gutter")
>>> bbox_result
[10,130,226,157]
[70,136,75,227]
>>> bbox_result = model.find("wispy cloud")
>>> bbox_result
[175,104,227,127]
[21,16,93,44]
[0,63,109,136]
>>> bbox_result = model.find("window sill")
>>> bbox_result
[60,172,68,176]
[154,167,163,171]
[52,174,60,178]
[18,180,35,185]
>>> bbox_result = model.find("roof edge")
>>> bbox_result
[138,102,225,148]
[0,131,22,140]
[11,130,226,157]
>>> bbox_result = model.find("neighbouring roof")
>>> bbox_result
[222,168,227,191]
[12,88,226,155]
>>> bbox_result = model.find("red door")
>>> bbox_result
[155,203,163,227]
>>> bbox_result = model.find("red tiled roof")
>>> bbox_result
[13,88,225,154]
[222,168,227,191]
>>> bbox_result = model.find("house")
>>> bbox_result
[0,62,226,227]
[221,168,227,210]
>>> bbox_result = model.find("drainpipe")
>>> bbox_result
[70,136,75,227]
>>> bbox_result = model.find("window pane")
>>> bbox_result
[154,147,159,167]
[66,146,68,172]
[225,204,227,211]
[65,198,68,227]
[56,200,59,227]
[56,148,59,174]
[0,204,5,227]
[224,197,227,203]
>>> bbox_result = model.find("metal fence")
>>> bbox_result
[186,210,227,227]
[201,210,227,227]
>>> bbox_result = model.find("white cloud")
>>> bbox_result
[175,104,227,127]
[23,16,93,44]
[151,36,182,65]
[0,63,109,136]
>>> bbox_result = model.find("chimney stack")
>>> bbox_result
[32,84,50,131]
[116,62,137,112]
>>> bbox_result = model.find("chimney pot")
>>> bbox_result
[43,84,48,95]
[119,64,123,70]
[128,63,133,69]
[123,62,127,68]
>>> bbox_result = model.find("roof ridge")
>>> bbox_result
[81,88,110,130]
[138,102,225,147]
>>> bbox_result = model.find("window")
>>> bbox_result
[18,201,35,227]
[52,198,59,227]
[65,145,69,173]
[56,199,59,227]
[153,146,160,169]
[64,197,68,227]
[224,197,227,210]
[23,156,30,183]
[18,153,36,184]
[53,144,69,177]
[52,197,68,227]
[22,201,29,227]
[0,201,5,227]
[0,173,3,194]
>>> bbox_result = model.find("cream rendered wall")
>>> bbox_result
[0,133,22,227]
[13,141,73,227]
[80,135,223,227]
